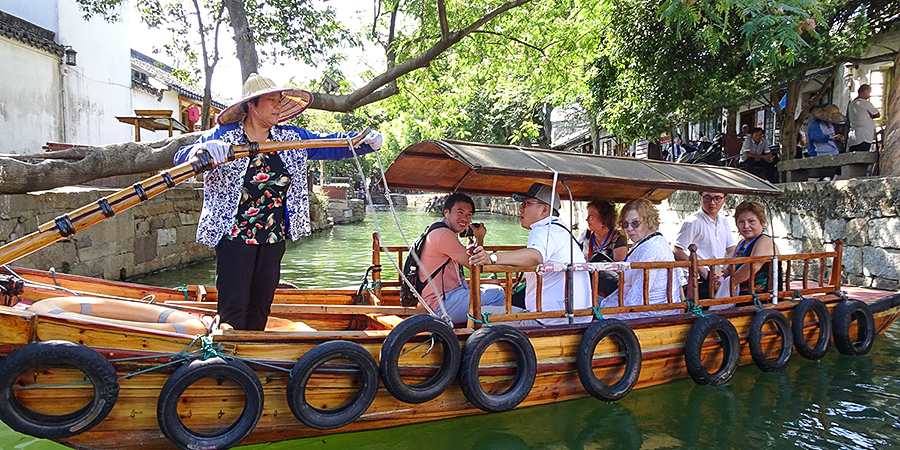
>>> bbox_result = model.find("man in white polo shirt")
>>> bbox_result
[469,183,591,325]
[673,192,736,299]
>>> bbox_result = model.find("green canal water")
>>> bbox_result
[3,211,900,449]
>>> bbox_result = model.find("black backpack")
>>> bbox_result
[399,222,453,307]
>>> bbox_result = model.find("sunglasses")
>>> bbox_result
[619,220,642,230]
[702,195,726,203]
[519,200,544,209]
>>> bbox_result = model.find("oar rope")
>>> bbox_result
[0,131,369,268]
[343,138,451,325]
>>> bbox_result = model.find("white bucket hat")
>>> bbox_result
[216,73,313,126]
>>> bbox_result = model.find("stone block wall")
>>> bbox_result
[659,177,900,290]
[0,185,333,280]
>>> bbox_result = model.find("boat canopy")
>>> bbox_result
[384,140,782,203]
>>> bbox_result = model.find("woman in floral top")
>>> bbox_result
[174,74,382,330]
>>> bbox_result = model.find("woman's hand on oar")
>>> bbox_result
[187,140,231,164]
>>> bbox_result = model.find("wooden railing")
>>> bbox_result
[372,232,845,328]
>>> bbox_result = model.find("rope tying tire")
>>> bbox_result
[459,325,536,412]
[576,319,642,401]
[379,314,460,404]
[157,357,264,450]
[791,298,832,360]
[748,309,793,372]
[0,340,119,438]
[832,299,875,356]
[684,315,741,386]
[287,340,379,429]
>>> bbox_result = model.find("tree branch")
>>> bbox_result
[472,30,546,55]
[308,0,533,112]
[437,0,449,39]
[0,134,200,194]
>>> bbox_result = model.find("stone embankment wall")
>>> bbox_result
[451,178,900,291]
[0,184,332,280]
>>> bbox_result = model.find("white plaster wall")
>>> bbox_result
[0,38,63,154]
[57,0,133,147]
[3,0,58,32]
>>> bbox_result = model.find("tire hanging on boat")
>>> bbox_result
[576,319,642,401]
[458,325,537,413]
[747,309,793,372]
[379,314,460,404]
[157,357,264,450]
[684,315,741,386]
[0,340,119,439]
[287,340,379,430]
[832,299,876,356]
[791,298,832,360]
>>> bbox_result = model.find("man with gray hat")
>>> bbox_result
[173,73,382,331]
[469,183,591,325]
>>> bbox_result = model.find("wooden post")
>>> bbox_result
[831,239,844,291]
[133,118,141,142]
[505,272,513,313]
[469,264,482,329]
[689,244,699,308]
[371,232,382,300]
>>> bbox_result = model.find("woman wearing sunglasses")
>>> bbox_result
[601,198,681,319]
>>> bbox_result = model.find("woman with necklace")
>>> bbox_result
[601,198,682,319]
[580,200,628,297]
[720,201,776,295]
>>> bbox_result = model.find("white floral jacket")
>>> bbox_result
[173,121,374,247]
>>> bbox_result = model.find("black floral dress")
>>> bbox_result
[224,151,291,245]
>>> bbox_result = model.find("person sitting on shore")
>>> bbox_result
[601,198,682,319]
[580,199,627,297]
[418,193,506,324]
[719,201,777,296]
[470,183,591,325]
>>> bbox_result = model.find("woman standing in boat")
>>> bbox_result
[720,201,776,295]
[580,199,627,296]
[601,198,681,319]
[173,74,382,330]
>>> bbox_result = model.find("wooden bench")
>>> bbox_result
[777,152,878,182]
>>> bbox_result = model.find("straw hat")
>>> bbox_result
[216,73,313,126]
[812,105,846,124]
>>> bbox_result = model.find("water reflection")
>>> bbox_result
[133,210,530,289]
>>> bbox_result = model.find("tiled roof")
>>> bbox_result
[0,11,64,56]
[131,49,227,109]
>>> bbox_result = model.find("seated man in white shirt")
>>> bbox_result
[673,192,736,299]
[470,183,591,326]
[740,127,777,182]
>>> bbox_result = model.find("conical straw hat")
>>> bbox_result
[216,73,313,126]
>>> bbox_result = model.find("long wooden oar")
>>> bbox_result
[0,129,371,267]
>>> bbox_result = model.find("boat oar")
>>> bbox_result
[0,129,371,267]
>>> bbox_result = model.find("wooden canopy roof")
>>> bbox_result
[383,140,782,203]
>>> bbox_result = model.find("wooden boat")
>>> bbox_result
[0,139,897,450]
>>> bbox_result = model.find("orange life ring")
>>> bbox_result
[27,297,208,335]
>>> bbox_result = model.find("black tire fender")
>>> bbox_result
[791,298,832,360]
[458,325,536,413]
[379,314,460,404]
[0,340,119,438]
[287,340,379,429]
[576,319,642,401]
[748,309,793,372]
[684,315,741,386]
[157,356,264,450]
[832,299,875,356]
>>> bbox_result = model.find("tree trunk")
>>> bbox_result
[0,134,199,194]
[780,81,802,161]
[223,0,258,82]
[880,52,900,175]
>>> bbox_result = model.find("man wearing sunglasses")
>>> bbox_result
[673,192,736,299]
[469,183,591,325]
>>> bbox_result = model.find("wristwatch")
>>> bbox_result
[489,253,498,264]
